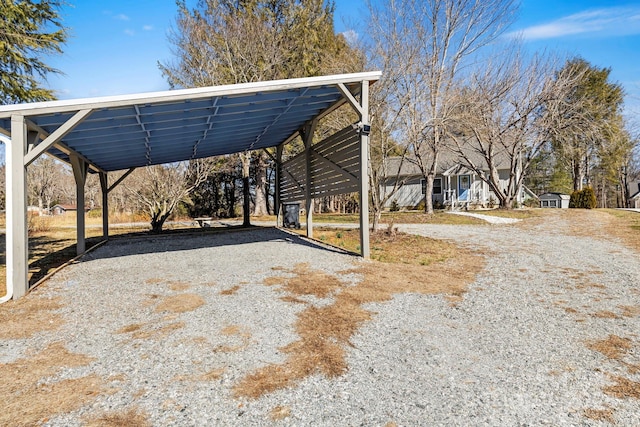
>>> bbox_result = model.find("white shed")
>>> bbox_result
[539,193,570,209]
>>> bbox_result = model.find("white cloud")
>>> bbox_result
[114,13,130,21]
[124,29,135,36]
[143,25,153,31]
[508,6,640,40]
[341,29,358,45]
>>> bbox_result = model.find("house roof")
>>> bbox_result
[0,71,381,173]
[384,146,511,177]
[628,181,640,199]
[539,192,570,200]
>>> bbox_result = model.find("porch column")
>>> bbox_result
[358,81,370,259]
[99,172,109,239]
[70,154,88,255]
[7,116,29,299]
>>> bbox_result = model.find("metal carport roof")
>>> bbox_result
[0,71,381,172]
[0,71,380,302]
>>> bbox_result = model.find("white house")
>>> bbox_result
[381,149,535,209]
[628,181,640,209]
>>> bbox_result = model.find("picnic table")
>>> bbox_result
[193,217,213,227]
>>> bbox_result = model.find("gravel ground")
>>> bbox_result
[3,212,640,426]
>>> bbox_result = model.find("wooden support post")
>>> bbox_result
[70,154,88,255]
[275,144,283,227]
[99,172,109,239]
[358,81,371,259]
[7,116,29,299]
[303,120,318,239]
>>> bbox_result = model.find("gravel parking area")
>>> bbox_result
[2,212,639,426]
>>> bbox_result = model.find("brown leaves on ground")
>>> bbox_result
[587,335,633,361]
[0,342,102,426]
[603,376,640,400]
[155,293,205,313]
[234,234,483,399]
[0,294,63,339]
[84,407,151,427]
[583,408,615,423]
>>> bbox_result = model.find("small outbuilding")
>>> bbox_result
[539,192,570,209]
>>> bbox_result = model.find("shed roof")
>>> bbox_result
[0,71,380,172]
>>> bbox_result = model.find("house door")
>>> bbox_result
[458,175,470,201]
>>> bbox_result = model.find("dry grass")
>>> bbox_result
[603,376,640,399]
[592,310,622,319]
[619,305,640,318]
[0,294,63,339]
[0,342,103,426]
[587,335,633,361]
[155,293,205,313]
[269,405,292,420]
[214,325,252,353]
[234,231,483,399]
[85,407,151,427]
[220,285,241,295]
[583,407,615,423]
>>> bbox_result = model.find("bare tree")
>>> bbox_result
[27,154,60,214]
[368,0,517,214]
[160,0,359,219]
[124,160,211,232]
[448,47,576,209]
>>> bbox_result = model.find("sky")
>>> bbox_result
[41,0,640,118]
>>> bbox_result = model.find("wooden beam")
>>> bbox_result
[311,148,358,182]
[108,167,136,193]
[359,81,370,259]
[70,154,88,255]
[337,83,364,117]
[24,109,92,167]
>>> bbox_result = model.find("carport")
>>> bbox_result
[0,71,380,301]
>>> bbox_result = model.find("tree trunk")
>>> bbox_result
[573,160,583,191]
[241,153,251,226]
[252,152,269,216]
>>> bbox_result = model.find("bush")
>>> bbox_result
[569,187,597,209]
[389,199,400,212]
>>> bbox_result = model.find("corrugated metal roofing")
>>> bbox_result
[0,71,380,172]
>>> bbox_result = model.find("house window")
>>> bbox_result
[542,200,549,207]
[434,178,442,194]
[421,178,442,195]
[549,200,557,207]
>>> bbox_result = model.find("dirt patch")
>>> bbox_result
[583,407,615,423]
[234,236,483,399]
[0,342,103,426]
[155,293,205,313]
[587,335,633,360]
[0,294,63,339]
[603,376,640,399]
[84,407,151,427]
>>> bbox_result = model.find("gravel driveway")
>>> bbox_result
[2,211,639,426]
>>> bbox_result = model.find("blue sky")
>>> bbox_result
[45,0,640,116]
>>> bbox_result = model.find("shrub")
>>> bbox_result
[389,199,400,212]
[569,187,597,209]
